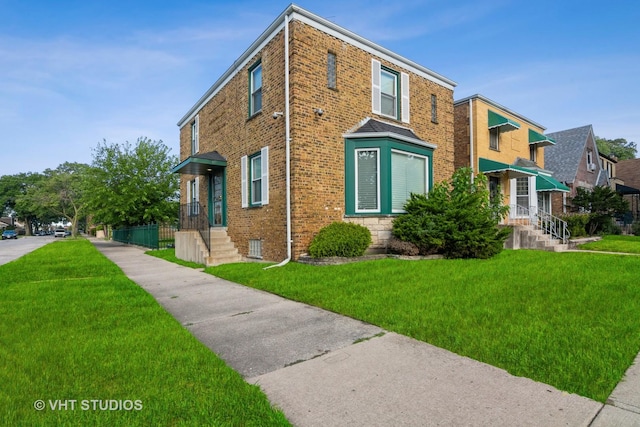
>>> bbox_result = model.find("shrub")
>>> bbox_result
[387,236,420,256]
[308,222,372,258]
[560,214,589,238]
[392,168,510,259]
[633,221,640,236]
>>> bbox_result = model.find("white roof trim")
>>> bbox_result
[178,4,456,128]
[455,93,546,131]
[343,131,437,150]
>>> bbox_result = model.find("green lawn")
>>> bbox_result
[208,250,640,403]
[578,234,640,254]
[0,239,289,426]
[146,247,205,268]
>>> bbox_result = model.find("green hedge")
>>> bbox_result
[308,222,372,258]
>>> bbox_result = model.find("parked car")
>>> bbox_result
[54,228,66,238]
[2,230,17,240]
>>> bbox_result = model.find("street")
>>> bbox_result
[0,235,54,266]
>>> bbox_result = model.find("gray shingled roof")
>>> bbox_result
[352,118,423,141]
[545,125,594,184]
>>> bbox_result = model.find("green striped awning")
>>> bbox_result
[537,174,569,192]
[488,110,520,132]
[478,158,536,179]
[529,129,556,147]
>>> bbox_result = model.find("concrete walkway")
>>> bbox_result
[92,239,640,426]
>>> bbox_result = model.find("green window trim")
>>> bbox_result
[345,137,433,215]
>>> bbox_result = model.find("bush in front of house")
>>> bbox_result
[559,214,589,238]
[392,168,511,259]
[308,222,372,258]
[570,186,629,235]
[632,221,640,236]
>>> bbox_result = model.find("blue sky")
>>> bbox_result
[1,0,638,176]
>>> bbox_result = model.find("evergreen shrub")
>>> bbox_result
[308,222,372,258]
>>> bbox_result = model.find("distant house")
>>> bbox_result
[171,4,457,265]
[545,125,609,214]
[599,152,623,190]
[454,94,568,219]
[454,94,570,249]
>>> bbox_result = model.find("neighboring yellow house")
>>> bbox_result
[454,94,570,247]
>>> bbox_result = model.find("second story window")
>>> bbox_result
[380,69,398,118]
[371,59,410,123]
[587,149,594,171]
[191,114,199,155]
[327,51,337,89]
[489,128,499,150]
[529,145,537,162]
[249,61,262,116]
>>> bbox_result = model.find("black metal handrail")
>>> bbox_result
[179,203,211,252]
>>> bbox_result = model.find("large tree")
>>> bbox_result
[595,136,637,160]
[21,162,91,236]
[0,172,47,235]
[86,137,179,228]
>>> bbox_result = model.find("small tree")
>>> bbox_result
[393,168,510,259]
[570,186,628,235]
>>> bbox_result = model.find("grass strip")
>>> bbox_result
[208,250,640,402]
[145,248,205,269]
[577,234,640,254]
[0,239,289,426]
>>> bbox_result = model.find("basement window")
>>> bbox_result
[249,239,263,259]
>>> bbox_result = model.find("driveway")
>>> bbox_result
[0,235,53,265]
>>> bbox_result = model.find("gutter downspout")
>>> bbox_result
[265,12,292,269]
[469,98,474,183]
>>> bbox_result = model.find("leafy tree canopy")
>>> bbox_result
[595,136,637,160]
[19,162,91,236]
[86,137,179,227]
[570,186,629,235]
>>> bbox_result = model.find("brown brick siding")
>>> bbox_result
[179,18,455,261]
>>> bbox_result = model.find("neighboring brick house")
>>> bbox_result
[545,125,610,214]
[599,152,623,190]
[171,4,456,264]
[616,158,640,220]
[454,94,568,222]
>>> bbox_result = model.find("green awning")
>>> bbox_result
[488,110,520,132]
[529,129,556,147]
[536,174,569,192]
[478,158,536,179]
[171,151,227,175]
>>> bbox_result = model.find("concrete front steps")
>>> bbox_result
[205,228,242,266]
[175,228,242,266]
[504,225,569,252]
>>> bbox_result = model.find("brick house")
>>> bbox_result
[454,94,568,220]
[545,125,610,214]
[171,4,456,264]
[615,158,640,220]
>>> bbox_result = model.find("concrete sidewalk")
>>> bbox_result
[92,239,640,426]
